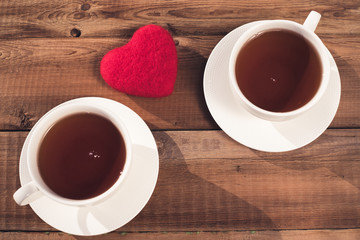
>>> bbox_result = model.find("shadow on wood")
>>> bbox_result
[120,132,281,233]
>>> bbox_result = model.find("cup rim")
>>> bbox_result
[229,20,331,120]
[26,99,132,206]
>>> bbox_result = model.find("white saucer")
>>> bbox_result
[204,21,341,152]
[19,97,159,236]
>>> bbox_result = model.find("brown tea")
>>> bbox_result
[38,113,126,200]
[235,29,322,112]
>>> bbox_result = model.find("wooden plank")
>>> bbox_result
[0,35,359,130]
[0,36,216,130]
[1,129,360,231]
[0,0,359,38]
[1,229,360,240]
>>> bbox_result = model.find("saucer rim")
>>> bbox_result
[203,21,341,152]
[19,97,159,236]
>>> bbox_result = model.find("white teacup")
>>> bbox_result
[13,97,132,206]
[229,11,330,121]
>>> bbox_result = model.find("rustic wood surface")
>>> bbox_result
[1,0,359,239]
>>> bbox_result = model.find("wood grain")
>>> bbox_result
[0,34,359,130]
[1,0,359,238]
[1,229,360,240]
[0,0,359,38]
[0,36,214,130]
[2,129,360,231]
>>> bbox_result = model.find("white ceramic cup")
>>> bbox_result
[229,11,330,121]
[13,97,132,206]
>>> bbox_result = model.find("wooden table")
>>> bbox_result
[1,0,359,239]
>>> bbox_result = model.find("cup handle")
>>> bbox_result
[303,11,321,32]
[13,182,42,206]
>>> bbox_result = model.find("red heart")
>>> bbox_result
[100,25,178,97]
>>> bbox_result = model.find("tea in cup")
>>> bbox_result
[229,11,330,121]
[13,97,132,206]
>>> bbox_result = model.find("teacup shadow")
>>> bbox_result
[76,208,92,235]
[74,132,281,238]
[116,132,279,232]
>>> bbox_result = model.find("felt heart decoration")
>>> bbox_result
[100,25,178,97]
